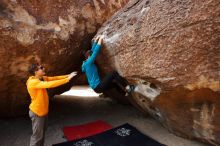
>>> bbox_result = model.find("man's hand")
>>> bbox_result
[68,71,77,80]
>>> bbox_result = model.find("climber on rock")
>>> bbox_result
[82,35,135,96]
[26,63,77,146]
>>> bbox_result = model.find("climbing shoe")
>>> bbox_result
[125,85,136,96]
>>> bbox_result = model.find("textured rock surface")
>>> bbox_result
[96,0,220,145]
[0,0,129,116]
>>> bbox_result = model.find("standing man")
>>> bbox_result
[27,63,77,146]
[82,36,135,95]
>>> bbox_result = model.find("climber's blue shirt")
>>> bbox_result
[82,42,101,89]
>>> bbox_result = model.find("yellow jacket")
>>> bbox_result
[26,75,69,116]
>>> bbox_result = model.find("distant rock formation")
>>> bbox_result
[0,0,128,116]
[96,0,220,145]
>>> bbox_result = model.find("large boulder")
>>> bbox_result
[0,0,129,116]
[96,0,220,145]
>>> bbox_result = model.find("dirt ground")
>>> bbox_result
[0,93,210,146]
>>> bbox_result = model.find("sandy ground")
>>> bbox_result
[0,93,210,146]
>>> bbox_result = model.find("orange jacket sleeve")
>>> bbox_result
[28,78,69,89]
[43,75,68,81]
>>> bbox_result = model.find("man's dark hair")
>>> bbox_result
[28,63,38,75]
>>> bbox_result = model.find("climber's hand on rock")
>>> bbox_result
[91,38,95,43]
[95,35,101,41]
[100,35,104,39]
[97,35,104,45]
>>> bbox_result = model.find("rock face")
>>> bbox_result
[0,0,129,116]
[96,0,220,145]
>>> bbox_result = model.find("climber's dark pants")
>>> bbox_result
[94,71,127,93]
